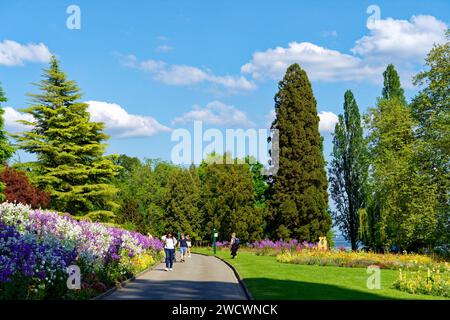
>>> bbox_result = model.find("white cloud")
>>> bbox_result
[318,111,338,133]
[0,40,52,66]
[322,30,338,38]
[265,109,337,133]
[155,45,173,53]
[241,15,447,85]
[241,42,382,82]
[4,102,171,138]
[121,55,256,91]
[352,15,448,60]
[3,107,34,132]
[172,101,254,127]
[86,101,171,138]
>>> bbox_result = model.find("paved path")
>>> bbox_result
[102,254,247,300]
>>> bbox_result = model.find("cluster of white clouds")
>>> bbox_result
[241,42,382,82]
[172,101,254,127]
[352,15,447,60]
[121,54,256,91]
[85,101,171,138]
[120,15,447,90]
[1,14,446,139]
[0,40,52,66]
[4,102,337,138]
[3,102,171,139]
[242,15,447,86]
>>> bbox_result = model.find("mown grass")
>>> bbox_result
[193,247,449,300]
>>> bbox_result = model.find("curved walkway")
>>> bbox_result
[101,253,247,300]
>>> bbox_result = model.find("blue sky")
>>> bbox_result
[0,0,449,167]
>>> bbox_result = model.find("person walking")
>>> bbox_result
[186,235,192,258]
[230,232,240,259]
[161,232,177,271]
[179,233,188,262]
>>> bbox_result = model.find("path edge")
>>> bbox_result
[92,259,164,300]
[195,252,253,300]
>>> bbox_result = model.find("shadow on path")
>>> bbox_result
[103,279,245,300]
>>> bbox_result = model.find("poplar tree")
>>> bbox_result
[269,63,331,242]
[14,56,119,216]
[329,90,367,250]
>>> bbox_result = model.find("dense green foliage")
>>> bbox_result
[269,63,331,242]
[0,84,16,202]
[112,154,267,243]
[329,90,367,250]
[13,57,119,216]
[0,84,15,165]
[410,32,450,247]
[361,65,440,251]
[1,44,447,252]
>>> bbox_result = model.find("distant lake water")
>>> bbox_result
[333,236,352,249]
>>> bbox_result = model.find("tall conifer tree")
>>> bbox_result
[15,57,119,216]
[269,63,331,242]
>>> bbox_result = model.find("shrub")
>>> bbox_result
[0,166,50,208]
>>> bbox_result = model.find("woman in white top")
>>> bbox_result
[161,232,177,271]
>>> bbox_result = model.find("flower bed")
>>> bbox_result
[250,239,316,256]
[393,266,450,298]
[276,250,442,270]
[0,202,163,299]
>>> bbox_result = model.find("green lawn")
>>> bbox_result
[193,247,448,300]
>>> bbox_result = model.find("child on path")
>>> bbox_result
[179,233,188,262]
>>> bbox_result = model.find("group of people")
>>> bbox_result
[161,232,241,271]
[160,233,192,271]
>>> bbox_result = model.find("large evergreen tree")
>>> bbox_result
[14,57,119,216]
[164,167,201,237]
[329,90,367,250]
[269,63,331,242]
[199,153,265,242]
